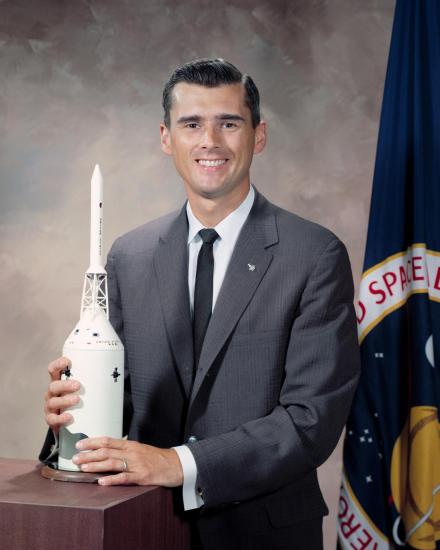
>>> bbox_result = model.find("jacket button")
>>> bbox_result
[187,435,198,443]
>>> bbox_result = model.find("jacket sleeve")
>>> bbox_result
[188,237,361,509]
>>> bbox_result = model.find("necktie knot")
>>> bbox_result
[199,228,219,245]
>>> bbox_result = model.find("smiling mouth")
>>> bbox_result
[196,159,228,167]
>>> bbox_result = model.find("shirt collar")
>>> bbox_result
[186,185,255,245]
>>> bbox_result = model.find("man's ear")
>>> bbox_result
[160,123,172,155]
[253,120,267,155]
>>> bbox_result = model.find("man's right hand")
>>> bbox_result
[44,357,80,433]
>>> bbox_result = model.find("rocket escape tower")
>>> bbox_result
[82,164,108,321]
[81,271,108,320]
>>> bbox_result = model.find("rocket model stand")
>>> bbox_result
[54,165,124,475]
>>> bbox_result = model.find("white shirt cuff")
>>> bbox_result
[173,445,204,510]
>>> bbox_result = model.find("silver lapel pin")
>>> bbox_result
[248,263,256,271]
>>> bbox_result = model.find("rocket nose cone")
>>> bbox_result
[91,164,103,184]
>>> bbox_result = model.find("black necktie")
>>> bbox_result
[193,228,219,370]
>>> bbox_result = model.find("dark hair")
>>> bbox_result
[162,58,261,128]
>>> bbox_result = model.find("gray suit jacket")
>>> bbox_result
[106,188,360,521]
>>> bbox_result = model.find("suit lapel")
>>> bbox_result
[153,206,194,397]
[189,191,279,406]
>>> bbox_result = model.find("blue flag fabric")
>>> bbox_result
[338,1,440,549]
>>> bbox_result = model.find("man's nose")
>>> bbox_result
[200,125,220,148]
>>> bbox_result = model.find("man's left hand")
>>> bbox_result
[72,437,183,487]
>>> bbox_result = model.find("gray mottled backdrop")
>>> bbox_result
[0,0,394,546]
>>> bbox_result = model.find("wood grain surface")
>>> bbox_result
[0,458,190,550]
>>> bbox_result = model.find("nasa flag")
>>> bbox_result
[338,1,440,549]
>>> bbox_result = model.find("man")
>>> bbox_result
[42,59,360,549]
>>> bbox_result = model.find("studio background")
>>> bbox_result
[0,0,394,546]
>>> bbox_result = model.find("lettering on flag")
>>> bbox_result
[338,473,389,550]
[357,244,440,343]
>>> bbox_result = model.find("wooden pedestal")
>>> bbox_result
[0,458,190,550]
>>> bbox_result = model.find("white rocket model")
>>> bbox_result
[58,165,124,472]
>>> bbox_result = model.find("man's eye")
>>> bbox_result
[223,122,237,129]
[185,123,199,129]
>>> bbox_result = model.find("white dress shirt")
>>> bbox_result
[173,185,255,510]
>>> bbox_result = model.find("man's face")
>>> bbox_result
[160,82,266,200]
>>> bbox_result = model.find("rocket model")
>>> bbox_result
[58,165,124,472]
